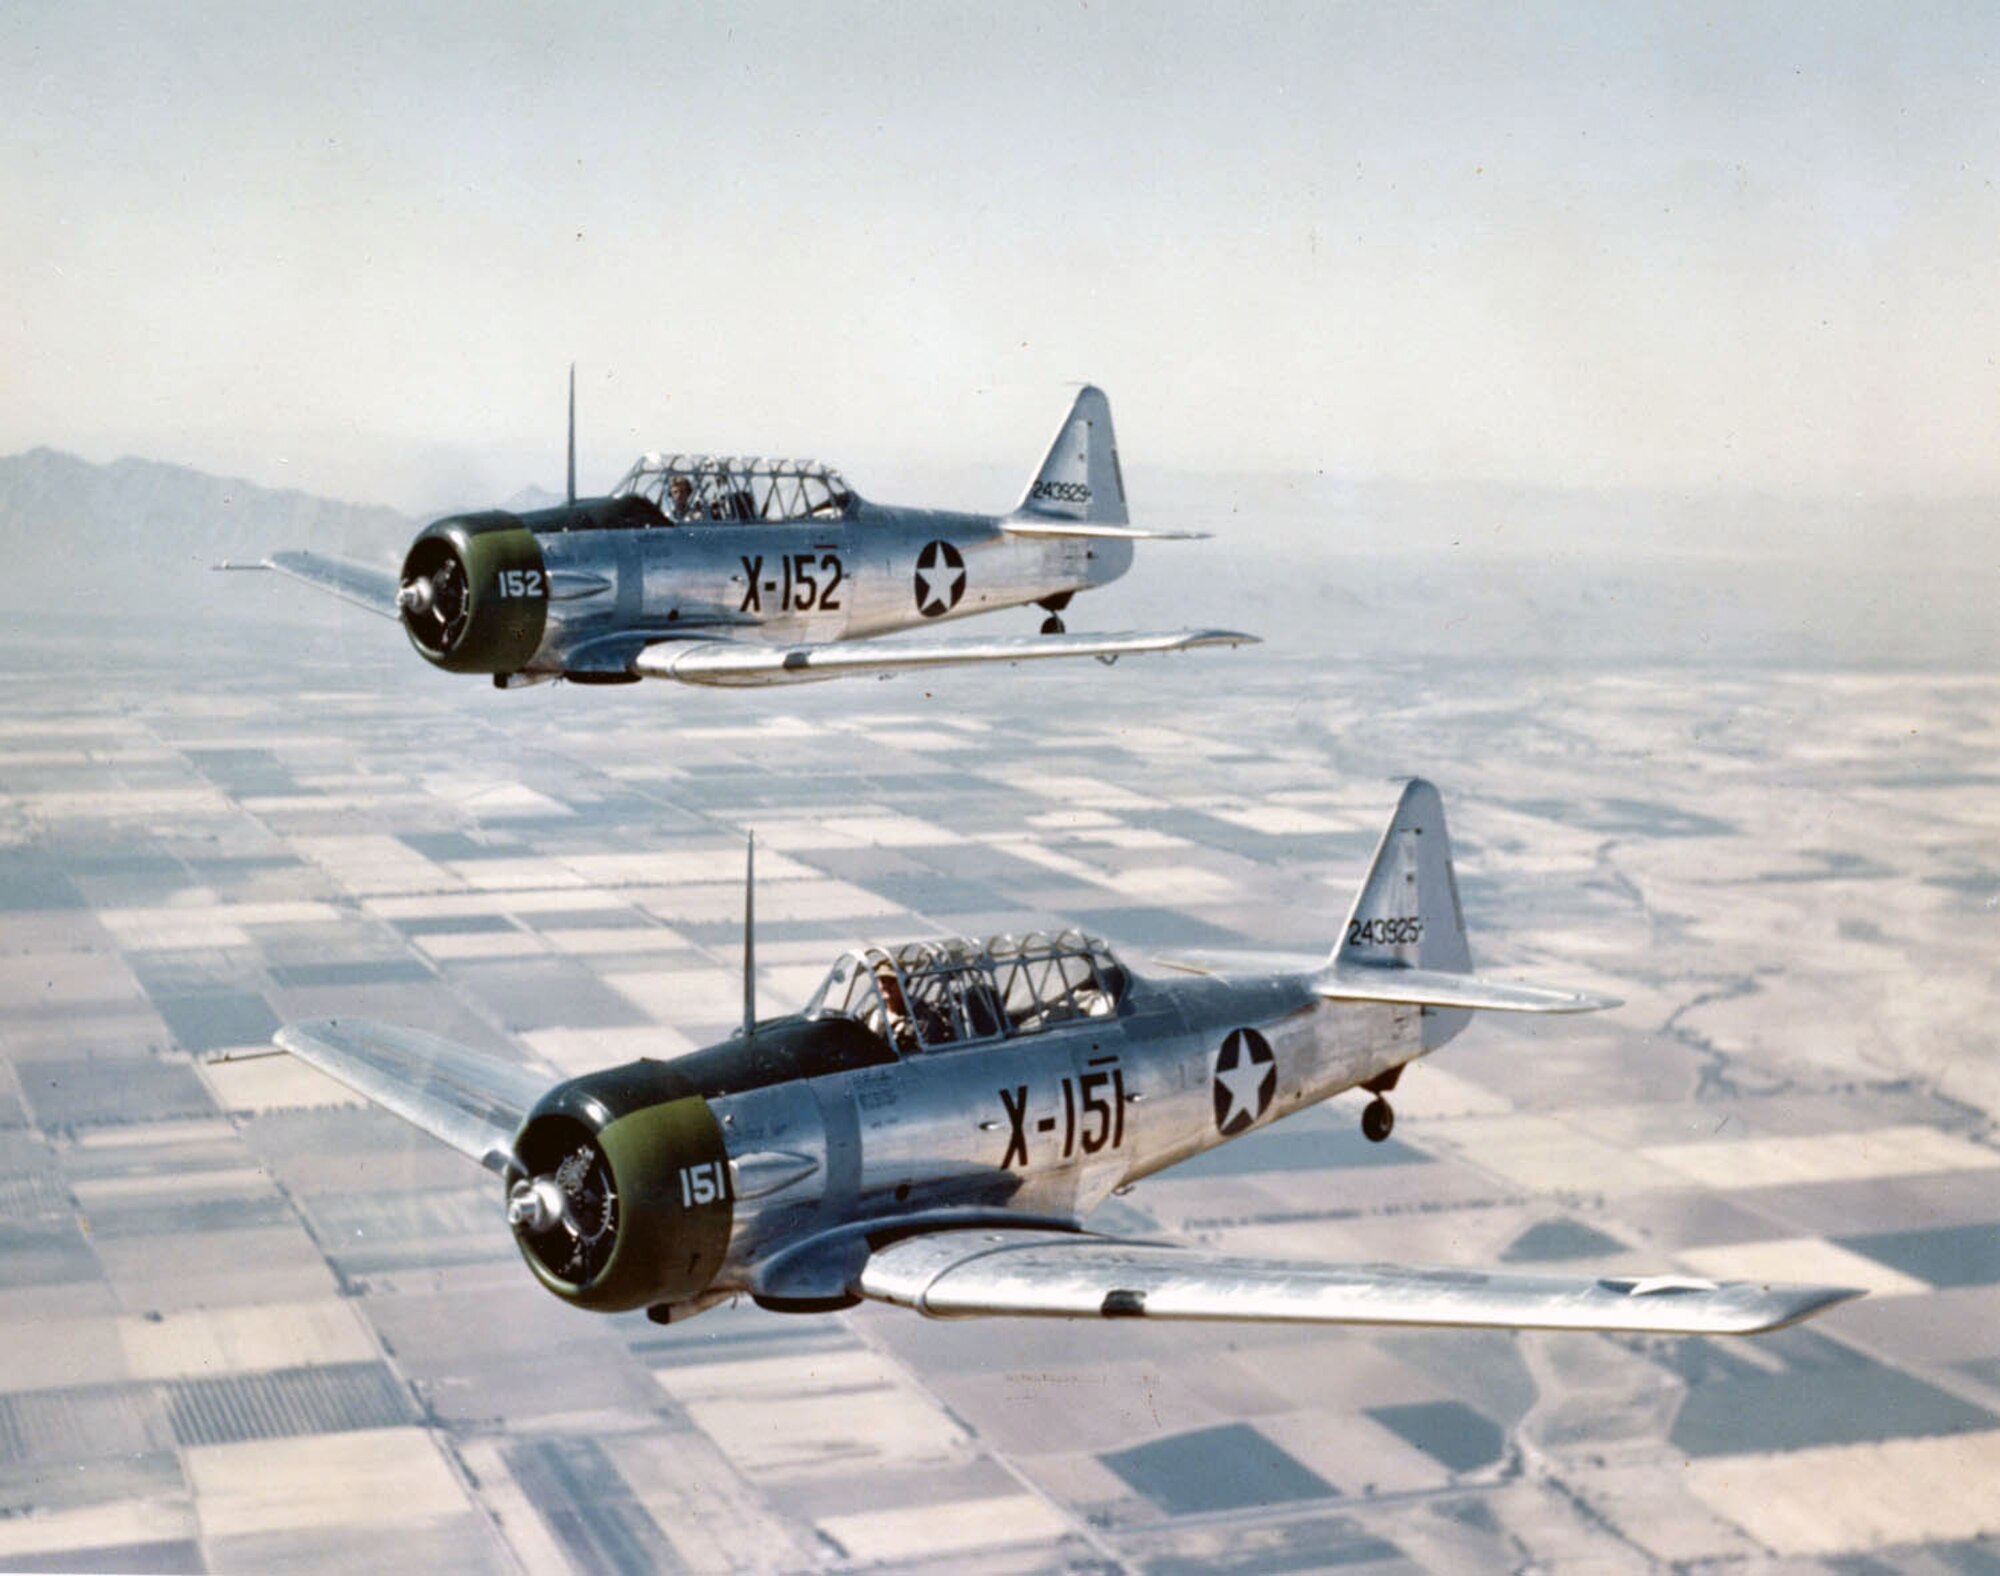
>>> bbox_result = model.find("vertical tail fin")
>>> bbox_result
[1013,385,1128,526]
[1334,779,1473,1047]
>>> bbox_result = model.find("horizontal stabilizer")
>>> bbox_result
[1315,964,1619,1014]
[1153,948,1325,979]
[857,1227,1859,1335]
[632,629,1258,687]
[275,1017,557,1174]
[1002,521,1208,542]
[216,551,402,620]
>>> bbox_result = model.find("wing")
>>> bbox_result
[274,1017,558,1174]
[857,1228,1860,1335]
[631,629,1258,687]
[1315,964,1618,1014]
[216,550,402,619]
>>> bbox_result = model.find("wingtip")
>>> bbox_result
[1749,1282,1868,1333]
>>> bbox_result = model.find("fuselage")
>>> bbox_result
[513,955,1427,1315]
[403,494,1136,683]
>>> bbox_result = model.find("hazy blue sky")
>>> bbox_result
[5,3,1997,508]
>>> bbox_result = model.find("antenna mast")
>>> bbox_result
[565,363,577,505]
[741,832,756,1044]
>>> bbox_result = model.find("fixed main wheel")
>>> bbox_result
[1361,1097,1395,1143]
[1041,614,1066,635]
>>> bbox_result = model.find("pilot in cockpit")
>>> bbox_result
[872,960,919,1054]
[667,475,696,522]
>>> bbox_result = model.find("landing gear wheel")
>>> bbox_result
[1041,614,1066,635]
[1361,1097,1395,1143]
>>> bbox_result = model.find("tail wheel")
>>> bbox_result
[1361,1097,1395,1144]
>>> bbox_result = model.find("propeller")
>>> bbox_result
[397,544,470,653]
[508,1137,619,1285]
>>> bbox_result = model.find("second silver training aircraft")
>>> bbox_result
[268,781,1858,1337]
[224,381,1255,690]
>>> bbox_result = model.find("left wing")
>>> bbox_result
[216,550,402,619]
[857,1227,1860,1335]
[274,1017,557,1175]
[631,629,1258,687]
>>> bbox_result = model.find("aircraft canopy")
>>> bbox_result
[806,930,1128,1053]
[614,454,854,524]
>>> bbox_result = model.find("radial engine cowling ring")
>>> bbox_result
[506,1089,735,1312]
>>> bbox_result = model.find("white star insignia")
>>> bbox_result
[914,542,965,616]
[1214,1054,1272,1130]
[1213,1028,1276,1134]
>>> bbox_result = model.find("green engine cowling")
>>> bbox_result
[399,513,549,674]
[506,1073,735,1313]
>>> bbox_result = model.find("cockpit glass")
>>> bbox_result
[806,930,1126,1053]
[612,455,854,524]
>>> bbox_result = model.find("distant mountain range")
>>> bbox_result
[0,446,415,573]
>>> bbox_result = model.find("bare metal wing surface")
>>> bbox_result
[856,1228,1860,1336]
[274,1017,556,1175]
[631,628,1259,687]
[217,551,402,620]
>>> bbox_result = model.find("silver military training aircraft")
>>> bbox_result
[270,781,1860,1337]
[223,379,1255,689]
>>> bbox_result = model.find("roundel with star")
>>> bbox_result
[913,539,966,618]
[1212,1027,1277,1136]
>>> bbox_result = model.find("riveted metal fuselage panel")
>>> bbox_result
[648,970,1428,1295]
[517,500,1135,676]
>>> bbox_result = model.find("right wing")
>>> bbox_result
[216,550,402,620]
[632,628,1258,687]
[274,1017,557,1174]
[856,1227,1860,1336]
